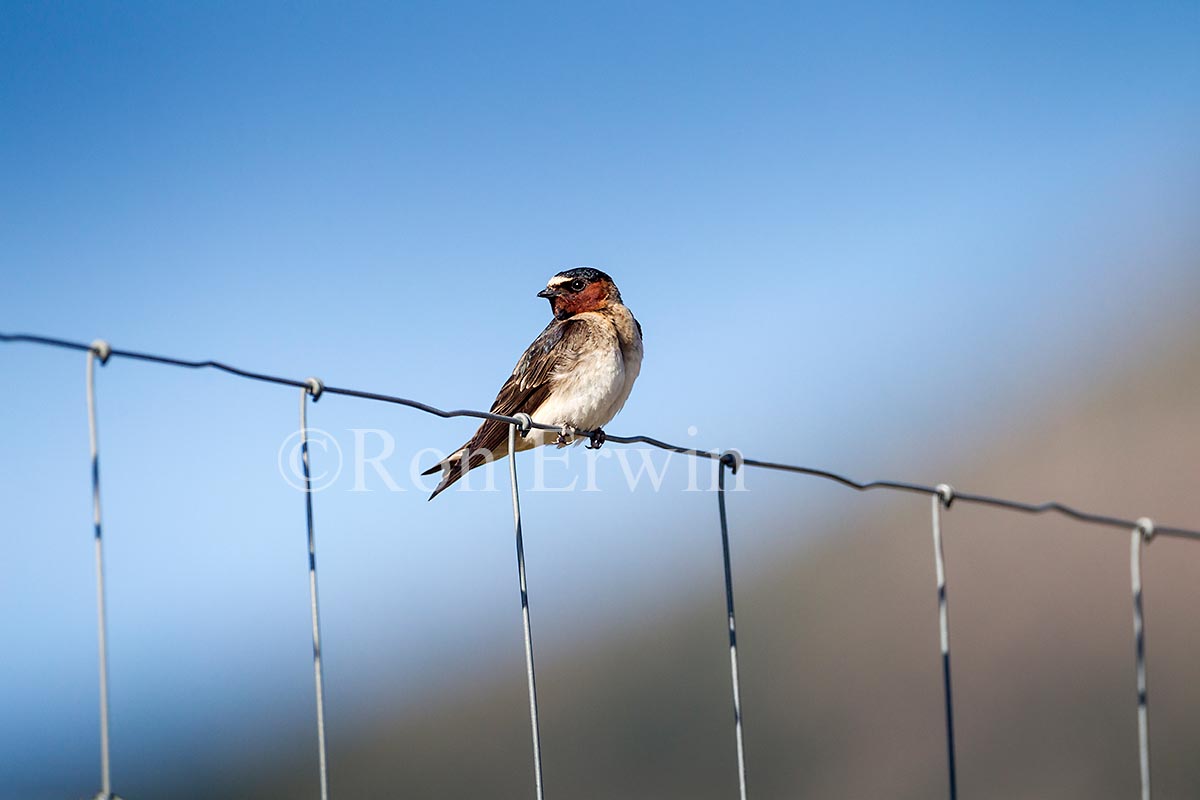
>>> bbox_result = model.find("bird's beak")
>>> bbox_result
[537,287,559,299]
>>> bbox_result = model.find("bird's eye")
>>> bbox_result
[569,279,586,292]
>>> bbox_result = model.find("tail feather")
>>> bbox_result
[424,436,514,500]
[425,447,467,501]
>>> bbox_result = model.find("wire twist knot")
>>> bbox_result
[90,339,112,365]
[720,449,744,475]
[511,412,533,438]
[304,377,324,402]
[935,483,955,508]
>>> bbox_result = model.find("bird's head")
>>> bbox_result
[537,267,622,320]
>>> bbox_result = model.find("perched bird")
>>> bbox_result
[423,267,643,500]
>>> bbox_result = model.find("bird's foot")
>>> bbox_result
[555,424,576,447]
[586,428,607,450]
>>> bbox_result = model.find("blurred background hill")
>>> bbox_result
[220,313,1200,799]
[2,3,1198,798]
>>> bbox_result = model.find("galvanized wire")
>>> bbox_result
[300,382,331,800]
[508,419,545,800]
[1130,520,1153,800]
[930,488,958,800]
[86,342,116,800]
[4,332,1196,541]
[3,331,1197,798]
[717,453,748,800]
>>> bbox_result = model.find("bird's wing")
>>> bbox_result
[464,317,588,458]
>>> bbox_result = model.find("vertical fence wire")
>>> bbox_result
[1130,519,1153,800]
[508,420,546,800]
[6,333,1197,800]
[716,453,748,800]
[86,342,115,800]
[299,381,330,800]
[930,487,958,800]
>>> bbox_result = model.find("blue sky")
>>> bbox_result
[2,1,1199,793]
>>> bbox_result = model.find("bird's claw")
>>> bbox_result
[555,424,576,447]
[586,428,607,450]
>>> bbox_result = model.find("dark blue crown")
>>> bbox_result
[555,267,613,284]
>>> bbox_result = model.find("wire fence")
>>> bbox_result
[3,330,1196,800]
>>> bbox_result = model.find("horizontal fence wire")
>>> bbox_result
[6,330,1196,800]
[5,331,1199,541]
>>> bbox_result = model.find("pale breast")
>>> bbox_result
[528,313,627,433]
[600,303,643,422]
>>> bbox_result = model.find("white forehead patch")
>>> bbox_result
[546,275,572,288]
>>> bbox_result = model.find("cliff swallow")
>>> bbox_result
[423,267,643,500]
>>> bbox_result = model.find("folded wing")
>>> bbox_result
[424,318,586,499]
